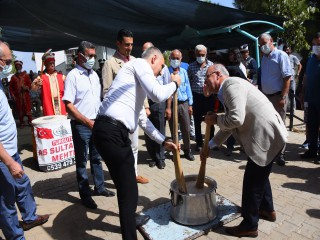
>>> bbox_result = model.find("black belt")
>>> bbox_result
[96,115,129,132]
[178,100,188,104]
[265,91,281,97]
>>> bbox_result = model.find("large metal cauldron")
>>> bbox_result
[170,174,217,226]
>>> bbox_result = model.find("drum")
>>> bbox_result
[32,115,75,172]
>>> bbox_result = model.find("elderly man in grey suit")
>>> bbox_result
[201,64,288,238]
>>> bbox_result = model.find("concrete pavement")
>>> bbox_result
[1,110,319,240]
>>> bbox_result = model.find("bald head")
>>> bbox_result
[0,41,12,72]
[204,64,229,96]
[142,42,154,52]
[170,49,182,60]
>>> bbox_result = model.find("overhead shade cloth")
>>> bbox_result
[0,0,284,52]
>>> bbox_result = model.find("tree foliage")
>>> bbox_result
[233,0,318,52]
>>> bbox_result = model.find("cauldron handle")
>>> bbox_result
[170,190,183,207]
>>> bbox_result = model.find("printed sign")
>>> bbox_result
[34,119,75,172]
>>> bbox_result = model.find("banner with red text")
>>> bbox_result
[33,118,75,172]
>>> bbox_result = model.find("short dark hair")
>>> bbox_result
[313,32,320,39]
[283,45,290,51]
[228,47,242,64]
[77,41,95,55]
[117,29,133,42]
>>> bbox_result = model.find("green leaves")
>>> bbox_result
[233,0,318,52]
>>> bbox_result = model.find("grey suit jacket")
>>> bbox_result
[214,77,288,166]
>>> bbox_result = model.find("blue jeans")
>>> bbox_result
[71,121,105,198]
[0,153,38,240]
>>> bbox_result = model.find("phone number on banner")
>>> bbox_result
[40,157,76,172]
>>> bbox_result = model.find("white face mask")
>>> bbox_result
[170,59,180,69]
[261,44,271,55]
[196,56,206,64]
[312,45,320,56]
[84,57,95,70]
[0,64,12,79]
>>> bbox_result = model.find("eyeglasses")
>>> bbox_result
[0,58,13,66]
[206,71,218,79]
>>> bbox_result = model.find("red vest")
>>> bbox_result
[41,73,67,116]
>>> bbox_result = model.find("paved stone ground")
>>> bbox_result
[1,110,320,240]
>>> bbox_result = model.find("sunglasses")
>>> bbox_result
[80,53,97,59]
[0,58,13,66]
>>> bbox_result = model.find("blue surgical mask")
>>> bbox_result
[261,44,271,55]
[170,59,180,69]
[196,56,206,64]
[0,64,12,79]
[84,57,95,70]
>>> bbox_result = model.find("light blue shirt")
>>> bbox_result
[0,83,17,156]
[261,48,292,94]
[168,66,193,106]
[156,65,170,85]
[63,65,101,120]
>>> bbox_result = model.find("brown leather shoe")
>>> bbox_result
[225,225,258,238]
[259,209,276,222]
[136,175,149,184]
[21,214,49,231]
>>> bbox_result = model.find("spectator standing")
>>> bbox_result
[240,44,258,84]
[300,32,320,164]
[0,40,49,240]
[102,29,149,184]
[143,42,170,169]
[32,52,67,116]
[167,49,194,161]
[9,60,32,127]
[63,41,115,209]
[283,45,302,111]
[188,44,215,151]
[259,33,292,166]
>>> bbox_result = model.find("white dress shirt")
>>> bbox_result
[63,65,101,120]
[98,58,177,144]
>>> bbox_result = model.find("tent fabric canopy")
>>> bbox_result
[0,0,284,52]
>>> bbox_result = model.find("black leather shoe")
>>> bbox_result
[156,161,166,169]
[314,158,320,165]
[184,151,195,161]
[82,196,97,209]
[135,214,150,227]
[94,189,115,197]
[300,150,317,159]
[149,161,156,168]
[276,154,286,166]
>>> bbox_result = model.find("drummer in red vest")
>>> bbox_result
[32,52,67,116]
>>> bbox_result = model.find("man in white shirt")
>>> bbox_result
[92,47,180,240]
[63,41,115,210]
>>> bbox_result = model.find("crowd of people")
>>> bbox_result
[0,29,320,240]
